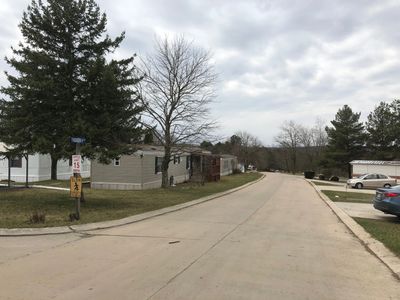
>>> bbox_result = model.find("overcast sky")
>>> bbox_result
[1,0,400,145]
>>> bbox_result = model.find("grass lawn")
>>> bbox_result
[354,217,400,257]
[322,190,374,203]
[0,172,262,228]
[311,180,343,186]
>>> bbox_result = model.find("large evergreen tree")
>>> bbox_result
[365,101,395,160]
[388,99,400,158]
[0,0,142,179]
[325,105,366,178]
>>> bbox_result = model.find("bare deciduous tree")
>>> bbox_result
[276,119,328,173]
[275,120,301,173]
[140,36,217,187]
[311,118,328,163]
[233,131,262,169]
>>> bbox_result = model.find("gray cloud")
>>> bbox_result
[1,0,400,145]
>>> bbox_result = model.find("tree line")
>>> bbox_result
[0,0,216,188]
[274,102,400,178]
[203,101,400,179]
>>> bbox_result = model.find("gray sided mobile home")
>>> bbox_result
[91,146,191,190]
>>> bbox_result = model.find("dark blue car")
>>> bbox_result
[374,186,400,217]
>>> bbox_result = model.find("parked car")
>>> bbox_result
[347,173,397,189]
[373,186,400,217]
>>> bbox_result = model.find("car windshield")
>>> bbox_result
[357,174,367,178]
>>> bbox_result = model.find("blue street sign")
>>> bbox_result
[70,137,86,144]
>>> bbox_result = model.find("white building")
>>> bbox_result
[350,160,400,179]
[0,143,90,182]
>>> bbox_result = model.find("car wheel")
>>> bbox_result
[355,183,363,189]
[384,183,391,188]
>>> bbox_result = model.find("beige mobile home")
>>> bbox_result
[91,145,193,190]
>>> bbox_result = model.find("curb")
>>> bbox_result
[308,180,400,279]
[0,174,265,237]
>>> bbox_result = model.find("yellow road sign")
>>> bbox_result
[70,176,82,198]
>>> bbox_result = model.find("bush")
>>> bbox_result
[329,175,339,181]
[29,211,46,224]
[232,168,242,174]
[304,171,315,179]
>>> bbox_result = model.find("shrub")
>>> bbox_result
[304,171,315,179]
[29,211,46,224]
[329,175,339,181]
[232,168,242,174]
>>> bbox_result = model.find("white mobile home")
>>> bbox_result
[350,160,400,179]
[0,143,90,182]
[220,155,238,176]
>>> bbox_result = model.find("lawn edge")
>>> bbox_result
[308,180,400,280]
[0,173,265,237]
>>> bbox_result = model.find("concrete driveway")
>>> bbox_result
[311,180,396,220]
[0,173,399,299]
[334,202,399,220]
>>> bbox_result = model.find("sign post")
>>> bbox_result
[70,137,86,220]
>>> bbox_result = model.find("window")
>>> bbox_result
[155,157,163,174]
[365,174,377,180]
[224,160,229,169]
[186,156,191,169]
[174,155,181,164]
[113,158,120,166]
[378,174,388,179]
[10,156,22,168]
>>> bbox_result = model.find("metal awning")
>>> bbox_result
[350,160,400,166]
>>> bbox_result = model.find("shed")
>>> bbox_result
[350,160,400,179]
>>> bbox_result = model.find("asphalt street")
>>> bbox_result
[0,173,399,299]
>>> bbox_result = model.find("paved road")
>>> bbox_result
[1,173,399,300]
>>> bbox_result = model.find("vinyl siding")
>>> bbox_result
[91,153,191,189]
[91,155,142,184]
[220,157,237,176]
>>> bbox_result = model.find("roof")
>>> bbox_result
[130,144,212,156]
[0,142,6,153]
[134,144,211,155]
[350,160,400,166]
[220,154,237,159]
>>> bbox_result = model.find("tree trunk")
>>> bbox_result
[51,156,58,180]
[161,147,171,188]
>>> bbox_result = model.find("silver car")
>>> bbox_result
[347,173,397,189]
